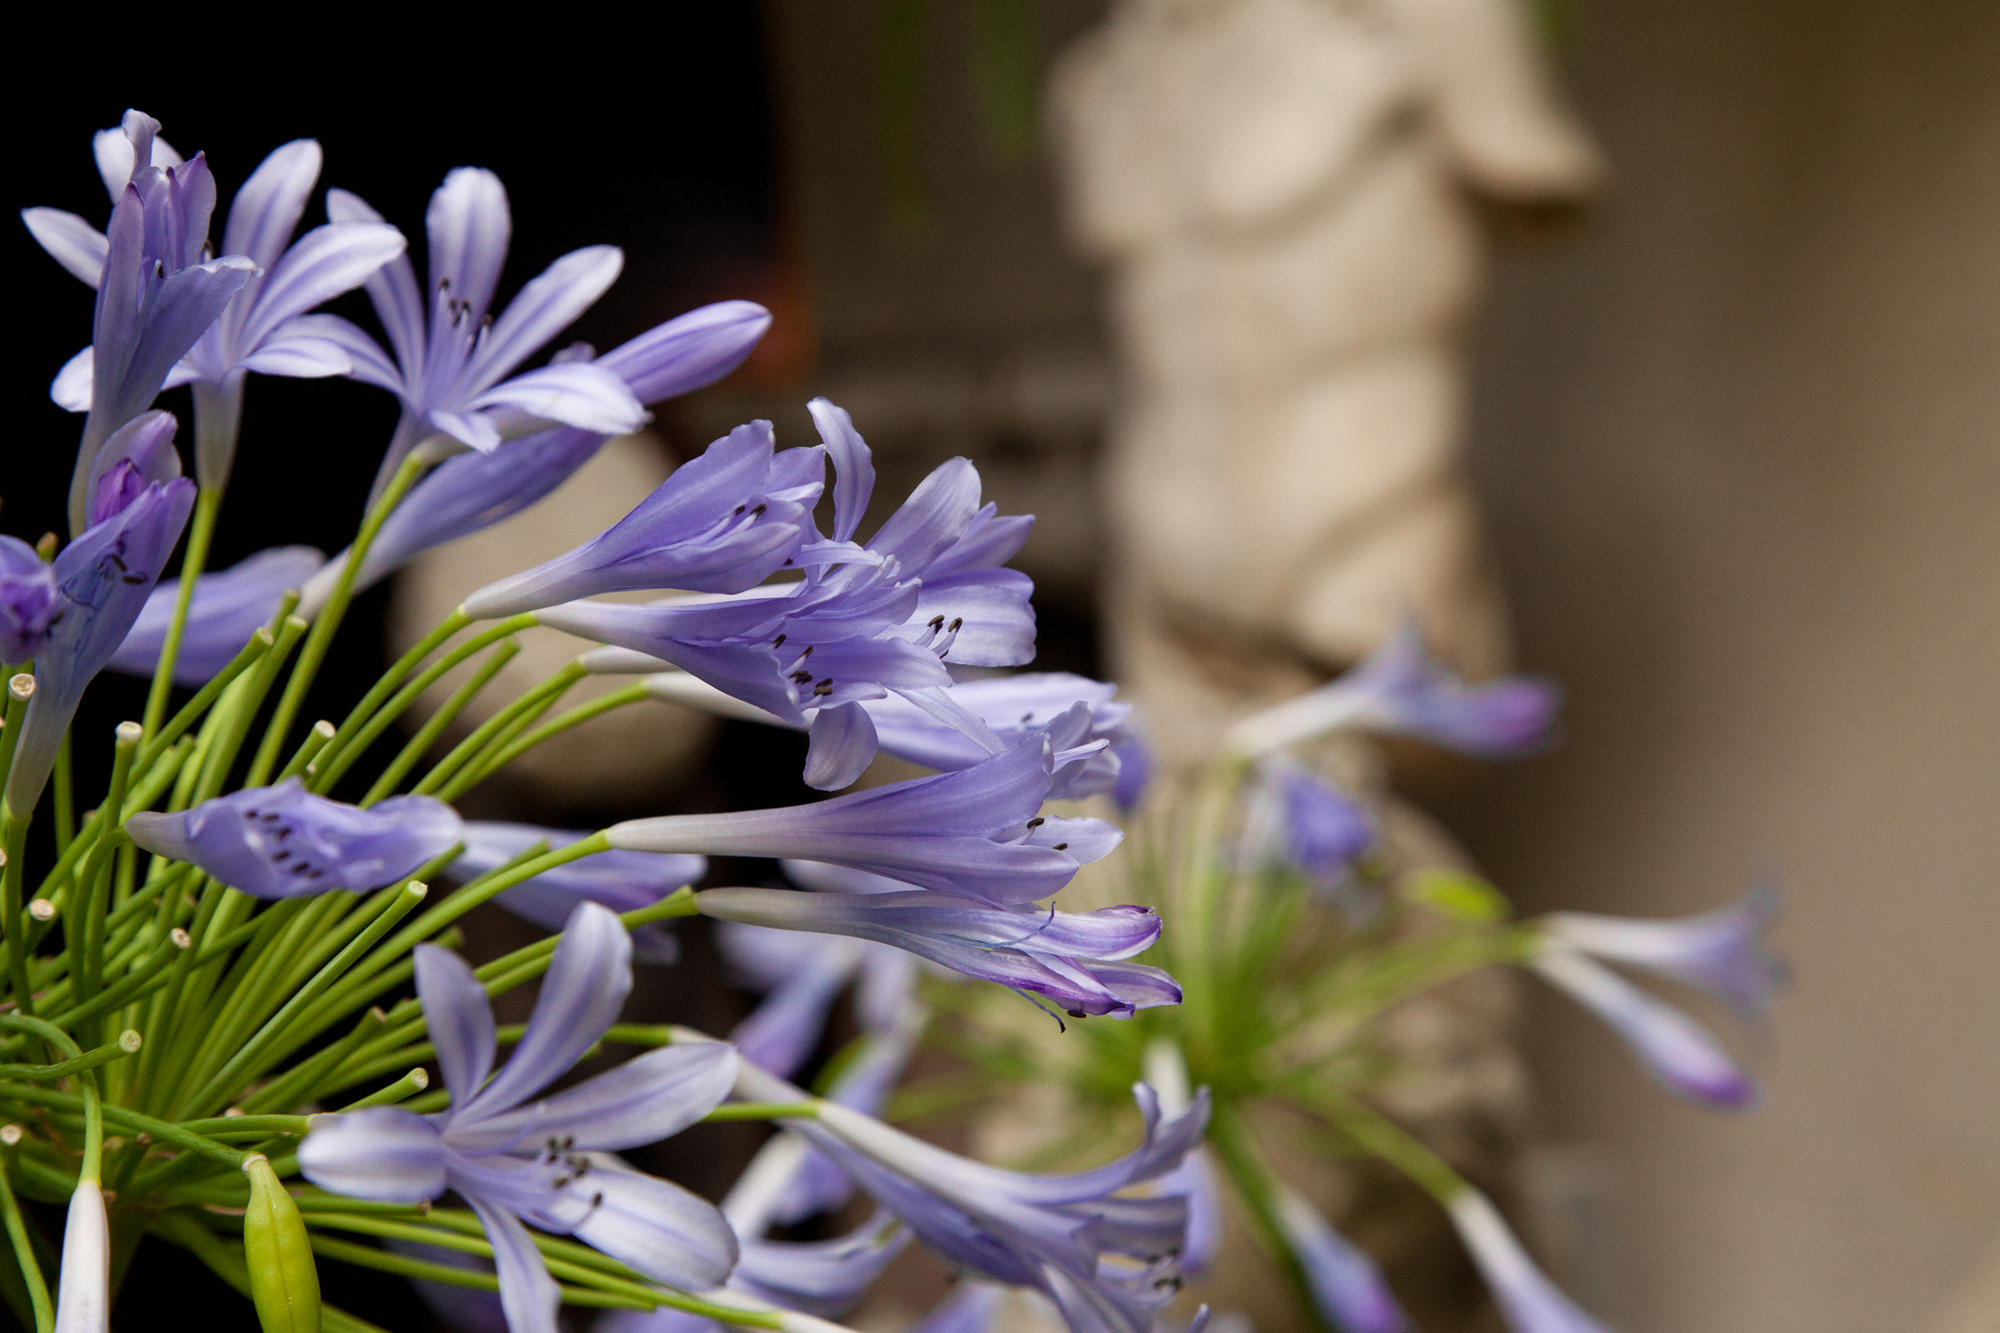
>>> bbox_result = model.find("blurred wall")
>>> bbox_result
[1450,3,2000,1329]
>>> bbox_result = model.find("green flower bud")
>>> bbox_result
[242,1154,320,1333]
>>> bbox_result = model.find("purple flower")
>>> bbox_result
[1447,1189,1609,1333]
[450,822,704,964]
[107,545,324,684]
[312,169,648,501]
[0,539,60,665]
[124,779,461,900]
[1228,621,1561,760]
[1273,1190,1408,1333]
[698,888,1178,1019]
[1539,888,1780,1017]
[459,421,823,619]
[24,110,258,531]
[299,904,739,1333]
[297,301,773,614]
[604,738,1117,906]
[1240,761,1375,885]
[5,466,195,812]
[738,1058,1208,1333]
[1530,944,1756,1109]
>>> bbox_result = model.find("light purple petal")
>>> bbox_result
[427,168,511,321]
[450,1043,736,1154]
[600,300,771,403]
[468,1195,561,1333]
[463,902,631,1118]
[234,336,353,379]
[808,398,875,543]
[803,702,878,791]
[473,244,623,386]
[50,347,93,413]
[222,140,322,270]
[238,220,407,350]
[109,545,324,684]
[275,314,404,391]
[567,1165,739,1292]
[1532,947,1756,1109]
[908,1282,1003,1333]
[298,1107,447,1202]
[23,208,107,287]
[325,188,428,375]
[468,361,647,438]
[415,944,498,1111]
[1276,1192,1409,1333]
[1449,1190,1609,1333]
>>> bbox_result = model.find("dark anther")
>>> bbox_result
[812,682,834,698]
[1066,1009,1088,1018]
[790,670,814,685]
[733,504,747,516]
[797,645,813,660]
[947,617,963,632]
[749,503,767,517]
[1052,842,1069,851]
[1025,817,1044,829]
[927,615,945,631]
[772,634,787,649]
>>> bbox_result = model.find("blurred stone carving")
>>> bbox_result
[1050,0,1601,765]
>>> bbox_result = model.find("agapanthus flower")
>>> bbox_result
[125,779,461,900]
[735,1058,1208,1333]
[4,450,194,812]
[311,169,648,500]
[1273,1189,1408,1333]
[1529,943,1755,1109]
[697,888,1178,1019]
[298,905,739,1333]
[297,300,773,614]
[449,821,704,963]
[719,924,910,1079]
[459,420,824,619]
[23,110,258,530]
[107,545,324,683]
[1447,1189,1608,1333]
[1240,760,1374,884]
[1226,620,1561,759]
[604,738,1117,906]
[1538,888,1780,1016]
[0,538,61,665]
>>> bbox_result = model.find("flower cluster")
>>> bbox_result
[0,108,1197,1333]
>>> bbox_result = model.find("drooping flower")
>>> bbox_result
[31,128,407,488]
[296,300,773,614]
[696,888,1178,1019]
[125,779,461,900]
[449,821,705,963]
[5,458,195,812]
[1273,1189,1408,1333]
[459,421,823,619]
[1529,943,1755,1109]
[1538,888,1780,1016]
[603,738,1118,906]
[108,545,324,684]
[299,904,740,1333]
[311,169,648,501]
[1227,620,1561,759]
[1447,1189,1609,1333]
[735,1057,1208,1333]
[23,110,258,530]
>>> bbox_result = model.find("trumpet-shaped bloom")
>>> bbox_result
[24,110,258,530]
[313,169,648,499]
[1539,888,1780,1016]
[297,300,773,615]
[1227,620,1561,759]
[125,779,460,900]
[604,738,1117,906]
[5,466,194,812]
[107,545,324,684]
[1447,1189,1608,1333]
[739,1060,1208,1333]
[1530,944,1755,1109]
[460,421,823,619]
[697,888,1178,1019]
[299,905,740,1333]
[33,129,407,487]
[450,821,704,963]
[1273,1190,1408,1333]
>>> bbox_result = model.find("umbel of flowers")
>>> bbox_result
[0,110,1208,1333]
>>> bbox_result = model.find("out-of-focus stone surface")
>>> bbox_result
[1050,0,1601,764]
[387,433,718,809]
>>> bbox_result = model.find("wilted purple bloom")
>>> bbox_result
[459,421,823,619]
[698,888,1178,1019]
[107,545,323,684]
[1447,1190,1609,1333]
[1530,945,1755,1109]
[1228,621,1561,760]
[296,301,773,614]
[312,169,647,501]
[124,779,460,900]
[23,110,258,531]
[1539,888,1780,1017]
[1273,1190,1408,1333]
[0,539,60,665]
[739,1060,1208,1333]
[5,471,194,812]
[450,822,704,964]
[604,738,1117,906]
[299,904,739,1333]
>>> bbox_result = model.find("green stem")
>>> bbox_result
[1207,1100,1333,1332]
[0,1136,50,1333]
[142,485,222,737]
[415,661,585,799]
[0,812,32,1016]
[361,640,520,804]
[450,680,648,795]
